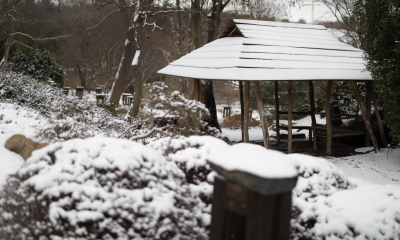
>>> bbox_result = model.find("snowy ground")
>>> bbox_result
[0,103,48,186]
[217,103,400,186]
[1,100,399,189]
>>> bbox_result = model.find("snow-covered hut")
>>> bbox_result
[158,19,386,155]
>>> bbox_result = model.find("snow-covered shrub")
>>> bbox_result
[289,153,400,240]
[0,71,129,142]
[142,82,222,138]
[0,137,210,240]
[8,51,65,87]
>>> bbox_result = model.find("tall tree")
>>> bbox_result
[357,0,400,143]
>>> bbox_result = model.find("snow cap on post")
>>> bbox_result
[206,142,298,195]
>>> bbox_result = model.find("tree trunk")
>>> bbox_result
[107,0,134,107]
[199,0,229,130]
[75,63,87,89]
[129,75,142,117]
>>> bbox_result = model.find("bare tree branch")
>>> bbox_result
[86,9,121,31]
[129,126,172,141]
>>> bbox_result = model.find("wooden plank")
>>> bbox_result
[243,38,360,52]
[185,52,366,64]
[278,111,311,114]
[242,32,348,46]
[241,30,343,44]
[308,81,317,148]
[317,132,368,138]
[351,81,380,152]
[244,81,250,143]
[275,81,280,143]
[210,177,226,240]
[254,81,271,149]
[239,81,245,142]
[158,66,373,81]
[171,57,367,70]
[272,192,292,240]
[235,24,334,37]
[371,82,388,146]
[288,81,293,154]
[326,81,333,155]
[196,45,364,58]
[203,36,245,47]
[245,191,275,240]
[234,19,326,30]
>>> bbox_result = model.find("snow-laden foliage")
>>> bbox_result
[1,130,400,239]
[0,137,211,240]
[8,51,65,87]
[0,71,129,142]
[142,82,222,138]
[289,153,400,240]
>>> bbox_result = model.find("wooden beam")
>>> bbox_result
[326,81,333,155]
[275,81,280,143]
[288,81,293,154]
[308,81,317,148]
[244,81,250,143]
[239,81,245,142]
[195,79,201,101]
[370,81,388,146]
[253,81,271,149]
[351,81,380,152]
[365,81,371,147]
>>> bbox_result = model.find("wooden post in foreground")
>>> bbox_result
[239,81,245,142]
[254,81,271,149]
[275,81,280,143]
[370,82,388,146]
[209,163,298,240]
[244,81,250,143]
[352,81,379,152]
[288,81,293,154]
[308,81,317,149]
[326,81,333,155]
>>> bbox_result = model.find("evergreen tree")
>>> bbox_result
[357,0,400,143]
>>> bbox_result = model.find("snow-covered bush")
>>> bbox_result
[8,51,65,87]
[1,134,400,240]
[0,137,211,240]
[0,71,129,142]
[142,82,222,138]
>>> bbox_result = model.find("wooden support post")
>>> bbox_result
[351,81,380,152]
[275,81,280,143]
[308,81,317,149]
[365,81,372,147]
[288,81,293,154]
[326,81,333,155]
[244,82,250,143]
[254,81,271,149]
[239,81,245,142]
[370,82,388,146]
[195,79,201,101]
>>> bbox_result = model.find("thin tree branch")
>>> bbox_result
[86,9,121,31]
[129,126,172,141]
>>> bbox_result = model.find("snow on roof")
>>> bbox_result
[158,19,372,81]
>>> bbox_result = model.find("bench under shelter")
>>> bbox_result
[158,19,387,155]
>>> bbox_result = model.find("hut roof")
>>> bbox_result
[158,19,372,81]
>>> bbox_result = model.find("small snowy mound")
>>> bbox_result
[289,153,400,240]
[0,137,209,240]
